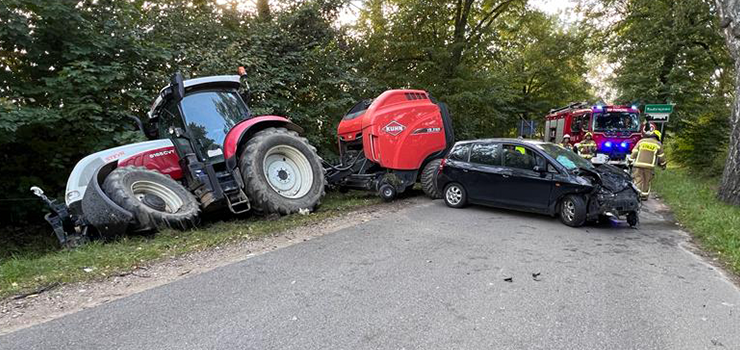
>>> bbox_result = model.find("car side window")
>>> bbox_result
[448,144,470,162]
[469,142,501,166]
[502,144,537,171]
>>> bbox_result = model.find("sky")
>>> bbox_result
[529,0,577,15]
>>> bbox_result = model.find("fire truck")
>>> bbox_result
[544,102,646,166]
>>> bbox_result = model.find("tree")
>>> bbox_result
[714,0,740,205]
[582,0,735,176]
[354,0,592,139]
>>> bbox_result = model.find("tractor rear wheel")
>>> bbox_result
[239,127,325,215]
[421,159,443,199]
[102,166,199,231]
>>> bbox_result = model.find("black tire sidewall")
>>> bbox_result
[102,166,199,230]
[241,128,325,215]
[559,194,586,227]
[421,159,443,199]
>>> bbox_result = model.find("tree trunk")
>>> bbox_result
[257,0,271,21]
[714,0,740,205]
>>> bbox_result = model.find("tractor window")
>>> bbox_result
[157,101,185,137]
[469,142,501,166]
[447,143,470,162]
[180,90,249,156]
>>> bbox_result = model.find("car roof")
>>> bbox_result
[454,138,549,147]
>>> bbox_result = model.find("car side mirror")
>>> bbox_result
[533,165,546,173]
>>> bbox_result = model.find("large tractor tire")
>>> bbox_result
[102,166,199,230]
[239,127,326,215]
[421,159,443,199]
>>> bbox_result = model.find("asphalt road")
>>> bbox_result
[2,199,739,350]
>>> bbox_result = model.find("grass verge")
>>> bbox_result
[0,191,380,300]
[653,167,740,274]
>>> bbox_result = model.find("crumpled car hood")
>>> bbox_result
[592,164,634,192]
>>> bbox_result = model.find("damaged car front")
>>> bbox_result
[538,143,640,227]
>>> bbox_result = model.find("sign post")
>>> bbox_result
[643,104,674,138]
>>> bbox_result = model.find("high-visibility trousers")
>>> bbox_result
[632,167,654,199]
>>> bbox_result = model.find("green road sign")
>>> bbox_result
[644,104,673,113]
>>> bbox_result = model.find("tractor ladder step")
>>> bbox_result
[225,189,251,214]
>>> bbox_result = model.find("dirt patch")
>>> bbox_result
[0,196,428,335]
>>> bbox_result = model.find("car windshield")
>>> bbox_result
[537,143,594,171]
[180,90,249,159]
[593,111,639,132]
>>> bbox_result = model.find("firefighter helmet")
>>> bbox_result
[653,130,662,140]
[584,132,593,139]
[563,134,571,139]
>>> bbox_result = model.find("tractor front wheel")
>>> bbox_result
[239,127,325,215]
[102,166,199,231]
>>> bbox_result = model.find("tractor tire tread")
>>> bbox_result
[239,127,326,216]
[102,166,199,231]
[421,159,443,199]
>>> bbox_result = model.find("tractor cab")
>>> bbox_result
[145,73,254,213]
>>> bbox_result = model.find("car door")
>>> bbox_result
[442,143,473,189]
[498,144,554,212]
[465,142,508,205]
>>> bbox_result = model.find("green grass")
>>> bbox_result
[653,167,740,274]
[0,191,380,299]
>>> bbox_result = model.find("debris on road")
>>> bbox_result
[504,277,513,283]
[532,272,541,281]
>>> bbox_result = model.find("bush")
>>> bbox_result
[669,111,730,176]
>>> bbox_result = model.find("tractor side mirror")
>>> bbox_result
[170,72,185,103]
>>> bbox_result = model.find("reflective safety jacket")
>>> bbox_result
[630,138,666,169]
[577,140,597,159]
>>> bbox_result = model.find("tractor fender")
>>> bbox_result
[223,115,304,170]
[81,162,134,238]
[65,139,175,208]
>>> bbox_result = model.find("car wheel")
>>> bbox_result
[443,183,466,208]
[559,194,587,227]
[627,211,639,227]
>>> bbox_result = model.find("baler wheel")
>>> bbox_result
[240,127,326,215]
[102,166,199,231]
[421,159,443,199]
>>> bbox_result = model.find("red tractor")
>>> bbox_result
[325,90,455,200]
[544,102,647,166]
[33,71,325,247]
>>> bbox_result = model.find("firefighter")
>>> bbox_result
[576,132,597,159]
[628,130,666,200]
[560,134,574,151]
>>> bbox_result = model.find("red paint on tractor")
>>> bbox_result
[337,90,447,170]
[222,115,295,159]
[119,146,183,179]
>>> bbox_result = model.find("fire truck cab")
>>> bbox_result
[545,102,644,166]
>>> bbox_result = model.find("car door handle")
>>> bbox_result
[502,174,510,178]
[463,169,469,172]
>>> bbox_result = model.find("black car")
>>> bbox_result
[436,138,640,227]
